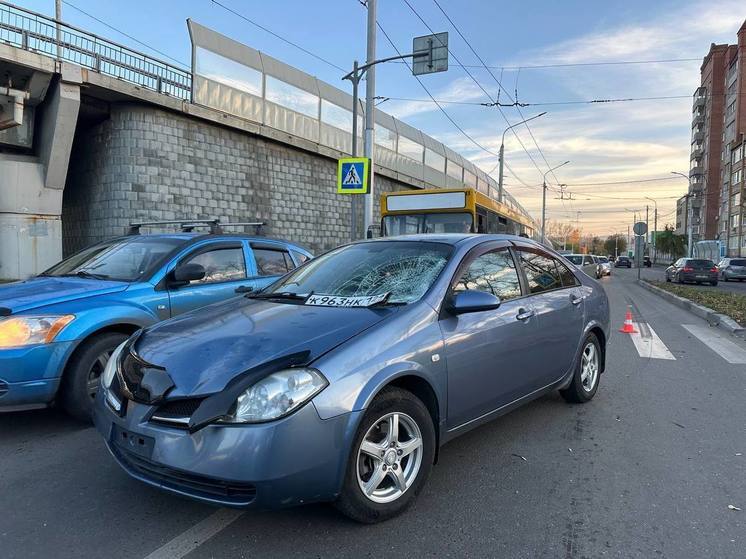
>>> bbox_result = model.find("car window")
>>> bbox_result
[583,256,594,265]
[566,255,582,265]
[291,250,310,266]
[453,249,522,301]
[253,248,294,276]
[731,259,746,266]
[598,257,609,263]
[556,259,580,287]
[183,247,247,284]
[518,250,563,293]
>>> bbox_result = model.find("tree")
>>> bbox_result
[546,220,577,250]
[603,234,627,257]
[654,225,686,260]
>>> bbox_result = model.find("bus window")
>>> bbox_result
[382,213,473,235]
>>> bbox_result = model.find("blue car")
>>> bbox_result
[95,234,609,522]
[0,229,311,420]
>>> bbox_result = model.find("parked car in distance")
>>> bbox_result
[717,258,746,282]
[95,234,610,522]
[643,255,652,268]
[565,254,600,278]
[665,258,718,286]
[614,256,632,268]
[0,223,312,420]
[596,256,611,276]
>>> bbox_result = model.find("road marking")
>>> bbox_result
[681,324,746,364]
[629,322,676,360]
[143,508,244,559]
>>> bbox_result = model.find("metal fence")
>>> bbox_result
[0,1,191,99]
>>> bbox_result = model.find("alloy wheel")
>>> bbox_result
[580,342,599,393]
[87,349,113,399]
[356,412,424,504]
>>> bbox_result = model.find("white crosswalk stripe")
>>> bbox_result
[628,322,676,360]
[681,324,746,364]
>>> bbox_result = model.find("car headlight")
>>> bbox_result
[0,315,75,349]
[222,368,328,424]
[101,340,128,390]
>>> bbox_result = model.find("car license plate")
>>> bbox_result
[696,275,707,279]
[112,424,155,459]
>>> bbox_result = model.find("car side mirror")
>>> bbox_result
[449,290,501,314]
[170,263,205,286]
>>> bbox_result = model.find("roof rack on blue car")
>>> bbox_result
[126,220,265,235]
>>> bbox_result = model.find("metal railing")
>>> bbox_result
[0,1,191,100]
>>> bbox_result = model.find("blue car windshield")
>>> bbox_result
[42,237,185,281]
[266,241,452,304]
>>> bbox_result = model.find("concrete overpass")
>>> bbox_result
[0,1,535,279]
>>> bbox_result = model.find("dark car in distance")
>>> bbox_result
[665,258,718,286]
[614,256,632,268]
[717,258,746,282]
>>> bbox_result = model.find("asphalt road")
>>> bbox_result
[637,264,746,295]
[2,269,745,558]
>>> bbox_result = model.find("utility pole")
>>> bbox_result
[498,112,546,202]
[350,60,359,242]
[55,0,62,60]
[362,0,377,239]
[541,160,570,245]
[646,204,649,256]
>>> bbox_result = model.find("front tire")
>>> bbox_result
[560,333,601,404]
[335,387,435,523]
[60,332,129,422]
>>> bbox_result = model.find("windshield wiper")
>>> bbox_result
[62,270,111,280]
[246,291,310,301]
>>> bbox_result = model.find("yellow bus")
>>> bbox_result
[380,188,539,241]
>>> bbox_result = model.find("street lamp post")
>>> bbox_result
[541,161,570,245]
[497,112,546,202]
[645,196,658,264]
[671,171,693,257]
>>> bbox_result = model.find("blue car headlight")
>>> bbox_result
[0,315,75,348]
[101,340,128,390]
[222,368,328,424]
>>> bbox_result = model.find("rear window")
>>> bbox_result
[598,257,609,263]
[730,259,746,266]
[566,255,582,265]
[688,259,714,268]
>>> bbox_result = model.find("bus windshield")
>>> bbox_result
[382,212,472,235]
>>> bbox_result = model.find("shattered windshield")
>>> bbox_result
[264,241,452,304]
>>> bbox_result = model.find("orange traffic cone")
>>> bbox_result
[619,306,637,334]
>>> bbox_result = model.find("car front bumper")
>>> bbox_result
[94,390,363,509]
[0,341,75,408]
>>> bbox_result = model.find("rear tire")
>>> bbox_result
[710,281,718,286]
[334,387,435,523]
[560,332,601,404]
[60,332,129,422]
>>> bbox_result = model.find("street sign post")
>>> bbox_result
[633,221,648,236]
[337,157,370,195]
[633,221,647,279]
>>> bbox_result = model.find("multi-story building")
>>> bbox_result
[675,195,688,235]
[727,139,745,255]
[689,21,746,255]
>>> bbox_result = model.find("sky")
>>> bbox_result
[17,0,746,235]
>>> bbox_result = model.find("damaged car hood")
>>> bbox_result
[134,296,395,398]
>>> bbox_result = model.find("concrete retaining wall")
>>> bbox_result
[63,104,412,256]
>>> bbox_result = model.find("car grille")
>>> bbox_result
[150,397,205,428]
[0,380,8,398]
[112,444,257,504]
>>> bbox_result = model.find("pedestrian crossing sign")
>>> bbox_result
[337,157,370,194]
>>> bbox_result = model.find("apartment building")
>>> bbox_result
[690,20,746,255]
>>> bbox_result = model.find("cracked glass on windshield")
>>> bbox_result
[265,241,452,304]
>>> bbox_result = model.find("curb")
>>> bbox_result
[637,280,745,338]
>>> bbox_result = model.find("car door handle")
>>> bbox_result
[516,308,535,321]
[235,285,254,294]
[570,295,584,305]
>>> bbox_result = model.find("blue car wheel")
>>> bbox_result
[60,332,129,422]
[334,387,435,523]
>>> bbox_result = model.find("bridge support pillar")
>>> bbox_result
[0,67,80,280]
